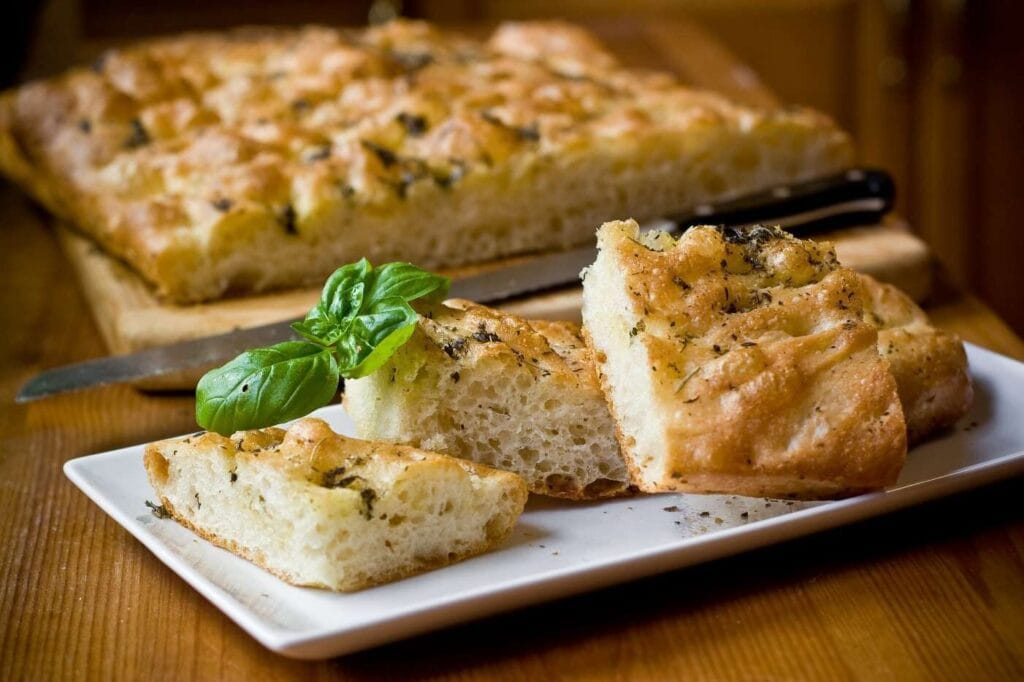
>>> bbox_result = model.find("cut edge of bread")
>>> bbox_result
[143,418,529,592]
[344,301,632,500]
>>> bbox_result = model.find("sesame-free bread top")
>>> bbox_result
[345,299,630,499]
[0,20,852,302]
[582,220,907,499]
[143,417,528,592]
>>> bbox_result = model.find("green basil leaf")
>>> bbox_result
[291,259,373,345]
[365,262,450,306]
[194,259,449,434]
[195,341,340,435]
[320,258,371,321]
[334,297,419,378]
[294,260,448,374]
[291,316,343,346]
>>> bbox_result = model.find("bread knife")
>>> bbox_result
[16,168,894,402]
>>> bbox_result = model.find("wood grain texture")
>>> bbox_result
[2,17,1023,680]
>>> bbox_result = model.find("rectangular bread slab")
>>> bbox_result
[1,20,851,303]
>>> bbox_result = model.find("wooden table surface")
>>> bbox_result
[3,18,1024,681]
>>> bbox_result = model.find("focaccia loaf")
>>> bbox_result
[143,417,528,591]
[581,220,907,499]
[344,299,630,499]
[0,20,852,302]
[859,274,972,443]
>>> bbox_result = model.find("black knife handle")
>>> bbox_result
[672,168,896,236]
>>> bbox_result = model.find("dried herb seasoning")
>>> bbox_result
[395,158,429,198]
[433,160,467,189]
[124,119,151,149]
[145,500,171,519]
[479,111,541,142]
[303,145,331,163]
[396,112,428,136]
[321,467,350,488]
[441,338,468,358]
[472,325,501,343]
[360,488,377,519]
[672,275,691,291]
[278,204,298,235]
[716,224,780,246]
[361,140,398,167]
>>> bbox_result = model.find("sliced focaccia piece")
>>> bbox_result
[344,299,630,500]
[581,220,907,499]
[143,417,528,592]
[858,274,972,443]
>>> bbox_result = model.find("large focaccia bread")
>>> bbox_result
[143,417,528,591]
[582,220,907,499]
[345,299,630,500]
[0,20,852,302]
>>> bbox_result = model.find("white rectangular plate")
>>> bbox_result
[65,343,1024,659]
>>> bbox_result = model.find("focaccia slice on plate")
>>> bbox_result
[582,220,907,499]
[0,19,851,302]
[345,299,630,500]
[859,274,972,443]
[144,417,528,591]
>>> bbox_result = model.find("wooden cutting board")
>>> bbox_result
[57,216,931,389]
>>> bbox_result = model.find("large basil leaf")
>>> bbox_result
[195,341,340,435]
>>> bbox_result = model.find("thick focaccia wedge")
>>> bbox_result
[582,220,907,499]
[859,275,972,443]
[143,417,528,591]
[345,299,630,500]
[0,20,851,302]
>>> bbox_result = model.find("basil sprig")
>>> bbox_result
[196,259,449,435]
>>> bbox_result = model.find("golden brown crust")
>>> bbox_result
[858,275,973,443]
[143,418,528,591]
[583,221,907,499]
[425,298,599,385]
[0,20,852,302]
[146,416,527,493]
